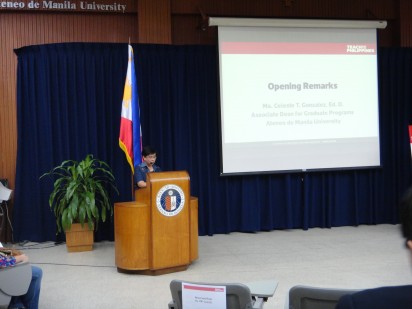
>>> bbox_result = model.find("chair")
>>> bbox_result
[0,261,32,308]
[288,285,361,309]
[168,279,268,309]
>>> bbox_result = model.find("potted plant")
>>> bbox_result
[41,154,118,252]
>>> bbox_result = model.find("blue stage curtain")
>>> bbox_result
[13,43,133,241]
[13,44,412,241]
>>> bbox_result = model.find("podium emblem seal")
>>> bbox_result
[156,184,185,216]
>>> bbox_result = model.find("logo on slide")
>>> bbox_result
[346,44,375,54]
[156,184,185,217]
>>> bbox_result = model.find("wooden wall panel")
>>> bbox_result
[171,0,396,18]
[172,15,217,45]
[138,0,172,43]
[399,0,412,47]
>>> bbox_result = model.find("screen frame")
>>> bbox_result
[211,18,387,176]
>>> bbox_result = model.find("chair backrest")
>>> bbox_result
[289,285,360,309]
[0,261,32,306]
[170,279,256,309]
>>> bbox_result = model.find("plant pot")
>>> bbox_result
[65,223,94,252]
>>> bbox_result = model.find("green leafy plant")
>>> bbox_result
[41,154,119,233]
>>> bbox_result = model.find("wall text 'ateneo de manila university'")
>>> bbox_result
[0,1,128,13]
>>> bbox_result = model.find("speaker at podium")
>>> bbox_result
[114,171,198,275]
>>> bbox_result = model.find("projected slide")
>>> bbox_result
[218,26,381,175]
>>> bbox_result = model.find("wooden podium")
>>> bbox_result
[114,171,198,275]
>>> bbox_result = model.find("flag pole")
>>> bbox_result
[129,39,133,199]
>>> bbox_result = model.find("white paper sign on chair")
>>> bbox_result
[182,282,226,309]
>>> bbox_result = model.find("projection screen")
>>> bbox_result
[210,18,387,175]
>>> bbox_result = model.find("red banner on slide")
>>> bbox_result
[220,42,377,55]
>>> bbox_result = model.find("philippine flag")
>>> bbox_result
[119,45,142,174]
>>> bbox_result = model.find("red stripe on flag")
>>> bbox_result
[119,117,133,171]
